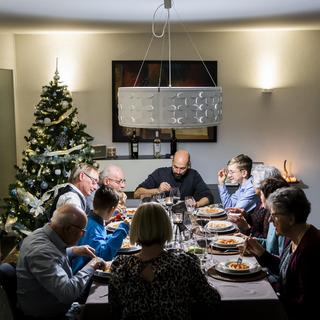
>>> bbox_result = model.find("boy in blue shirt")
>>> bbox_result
[217,154,259,213]
[72,186,129,273]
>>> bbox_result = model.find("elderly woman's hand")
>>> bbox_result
[227,211,251,234]
[245,237,266,257]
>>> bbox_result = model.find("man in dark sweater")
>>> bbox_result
[134,149,213,207]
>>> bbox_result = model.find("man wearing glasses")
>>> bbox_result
[17,204,105,319]
[48,163,99,217]
[87,164,127,213]
[217,154,258,212]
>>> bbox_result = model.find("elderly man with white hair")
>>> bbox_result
[87,164,127,213]
[49,163,99,217]
[17,204,104,319]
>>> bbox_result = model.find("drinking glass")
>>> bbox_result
[155,191,166,206]
[169,187,181,204]
[185,196,196,213]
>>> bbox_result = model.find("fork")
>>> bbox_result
[236,233,251,265]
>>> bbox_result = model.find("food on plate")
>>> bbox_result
[208,222,229,230]
[108,221,122,229]
[206,221,232,230]
[226,261,250,270]
[121,239,133,249]
[97,262,111,273]
[216,238,240,245]
[126,209,136,216]
[199,207,224,215]
[187,246,205,254]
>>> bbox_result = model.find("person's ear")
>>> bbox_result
[241,169,248,178]
[188,161,191,169]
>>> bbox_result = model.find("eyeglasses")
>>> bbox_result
[108,178,126,184]
[83,172,99,185]
[228,169,243,175]
[69,223,87,233]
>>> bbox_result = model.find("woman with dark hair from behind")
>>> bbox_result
[109,202,220,320]
[246,187,320,319]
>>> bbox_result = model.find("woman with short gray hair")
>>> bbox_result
[246,187,320,319]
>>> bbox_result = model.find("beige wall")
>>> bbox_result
[0,33,15,69]
[10,31,320,226]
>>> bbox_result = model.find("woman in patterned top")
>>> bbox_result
[109,202,220,320]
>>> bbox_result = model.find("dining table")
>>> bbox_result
[80,204,288,320]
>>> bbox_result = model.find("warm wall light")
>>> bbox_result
[257,52,277,93]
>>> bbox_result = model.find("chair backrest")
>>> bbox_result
[0,263,17,314]
[0,285,14,320]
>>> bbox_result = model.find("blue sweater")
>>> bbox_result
[72,214,129,273]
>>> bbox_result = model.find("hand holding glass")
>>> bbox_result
[185,196,196,213]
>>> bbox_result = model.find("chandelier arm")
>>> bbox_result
[133,35,155,87]
[172,7,217,87]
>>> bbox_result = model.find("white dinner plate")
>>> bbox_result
[196,206,225,218]
[106,221,123,232]
[206,220,233,231]
[206,225,236,234]
[215,260,261,275]
[212,235,245,248]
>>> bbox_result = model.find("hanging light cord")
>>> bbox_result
[134,3,169,87]
[172,6,217,87]
[135,0,216,88]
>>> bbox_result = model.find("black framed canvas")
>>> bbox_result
[112,60,218,142]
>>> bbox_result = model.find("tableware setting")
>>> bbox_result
[211,235,245,249]
[125,208,137,218]
[117,238,141,254]
[93,261,112,282]
[196,206,225,218]
[205,221,237,234]
[106,220,123,232]
[207,256,267,281]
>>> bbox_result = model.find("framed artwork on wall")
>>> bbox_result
[112,60,218,142]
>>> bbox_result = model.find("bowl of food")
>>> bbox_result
[197,206,225,217]
[216,259,261,275]
[212,235,245,248]
[206,221,234,232]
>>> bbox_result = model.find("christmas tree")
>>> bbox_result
[1,65,96,235]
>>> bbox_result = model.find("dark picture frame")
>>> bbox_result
[112,60,218,142]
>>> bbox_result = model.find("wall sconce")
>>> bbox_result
[261,88,273,94]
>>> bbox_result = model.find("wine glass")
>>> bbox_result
[170,187,181,204]
[155,191,166,206]
[185,196,196,213]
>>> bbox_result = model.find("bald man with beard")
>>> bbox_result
[134,149,213,208]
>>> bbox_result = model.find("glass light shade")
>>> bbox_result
[118,86,222,129]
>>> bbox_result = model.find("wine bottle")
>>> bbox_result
[130,129,139,159]
[153,130,161,158]
[170,129,177,156]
